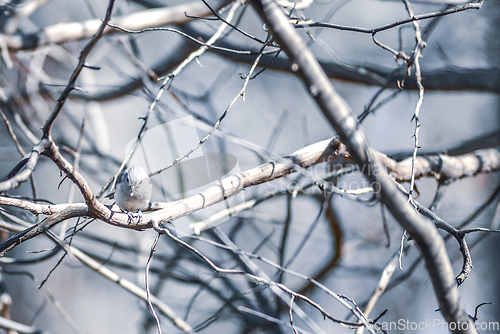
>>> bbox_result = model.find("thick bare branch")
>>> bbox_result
[0,316,54,334]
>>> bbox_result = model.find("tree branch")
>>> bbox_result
[373,148,500,183]
[3,0,233,50]
[292,1,484,34]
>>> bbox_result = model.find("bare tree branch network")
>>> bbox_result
[0,0,498,333]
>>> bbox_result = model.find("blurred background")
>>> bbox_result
[0,0,498,333]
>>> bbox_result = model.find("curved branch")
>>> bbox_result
[297,196,343,295]
[0,139,49,192]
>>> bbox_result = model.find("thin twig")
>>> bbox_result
[198,0,267,44]
[404,0,426,201]
[151,50,264,177]
[284,192,332,269]
[41,0,115,138]
[0,108,25,156]
[0,139,49,192]
[290,295,299,334]
[107,23,277,56]
[145,234,162,334]
[355,252,399,334]
[239,306,312,334]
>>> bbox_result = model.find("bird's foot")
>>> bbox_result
[127,210,143,223]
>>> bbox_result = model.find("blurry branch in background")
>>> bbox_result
[82,4,500,103]
[68,244,193,332]
[292,1,484,33]
[2,0,50,35]
[355,252,401,334]
[73,33,500,102]
[276,0,313,10]
[0,315,55,334]
[1,0,233,50]
[390,129,500,159]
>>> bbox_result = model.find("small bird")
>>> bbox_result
[114,165,152,222]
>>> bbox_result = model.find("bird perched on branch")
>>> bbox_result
[114,165,152,222]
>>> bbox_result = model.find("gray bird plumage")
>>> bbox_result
[115,166,152,216]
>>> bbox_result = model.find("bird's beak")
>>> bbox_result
[130,185,136,197]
